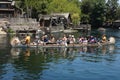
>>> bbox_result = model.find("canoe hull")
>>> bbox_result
[12,42,114,48]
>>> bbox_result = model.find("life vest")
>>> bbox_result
[102,35,107,42]
[25,36,31,44]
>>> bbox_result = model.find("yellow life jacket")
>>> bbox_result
[25,36,31,44]
[102,36,106,42]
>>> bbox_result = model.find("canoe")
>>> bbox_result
[11,42,114,48]
[10,36,116,48]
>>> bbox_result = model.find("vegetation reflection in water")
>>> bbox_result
[6,44,116,80]
[10,44,116,62]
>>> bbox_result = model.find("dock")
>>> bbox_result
[73,24,91,31]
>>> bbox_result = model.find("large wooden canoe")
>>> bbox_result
[10,36,116,48]
[11,42,114,48]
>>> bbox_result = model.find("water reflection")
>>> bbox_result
[6,45,116,80]
[108,45,115,53]
[101,46,107,54]
[78,45,116,62]
[10,44,116,63]
[0,45,116,80]
[10,48,20,59]
[0,44,118,80]
[9,48,49,80]
[24,49,31,57]
[99,45,115,54]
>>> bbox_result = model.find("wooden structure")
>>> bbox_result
[51,13,72,28]
[9,18,39,32]
[0,0,21,18]
[73,24,91,32]
[11,41,114,48]
[112,20,120,29]
[0,0,14,18]
[39,15,65,34]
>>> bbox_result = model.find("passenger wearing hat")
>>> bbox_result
[70,35,76,44]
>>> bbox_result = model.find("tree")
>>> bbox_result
[106,0,119,21]
[47,0,81,25]
[15,0,51,18]
[67,0,80,7]
[80,0,95,14]
[14,0,81,24]
[116,5,120,19]
[90,0,106,27]
[80,0,97,24]
[14,0,25,13]
[71,13,80,25]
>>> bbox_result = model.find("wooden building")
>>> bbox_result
[39,15,65,33]
[0,0,21,18]
[112,20,120,29]
[51,13,72,28]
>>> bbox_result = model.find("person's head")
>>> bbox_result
[51,34,54,38]
[72,35,74,38]
[91,36,93,38]
[26,34,29,36]
[63,34,66,37]
[69,35,72,38]
[45,35,47,37]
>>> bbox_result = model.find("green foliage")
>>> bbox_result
[80,0,97,24]
[116,5,120,19]
[81,14,90,24]
[14,0,120,27]
[47,0,81,25]
[14,0,81,24]
[67,0,80,7]
[81,0,95,14]
[90,0,106,27]
[71,13,80,25]
[7,28,15,33]
[15,0,51,17]
[106,0,119,21]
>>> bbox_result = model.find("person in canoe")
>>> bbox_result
[101,34,107,43]
[25,34,31,46]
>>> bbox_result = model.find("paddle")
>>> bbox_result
[97,42,102,46]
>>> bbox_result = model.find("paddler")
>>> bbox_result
[102,34,107,43]
[25,34,31,46]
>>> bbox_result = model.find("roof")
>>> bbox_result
[0,9,14,11]
[39,15,61,20]
[39,15,51,20]
[114,20,120,22]
[51,13,70,19]
[0,2,11,4]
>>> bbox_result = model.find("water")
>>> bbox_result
[0,28,120,80]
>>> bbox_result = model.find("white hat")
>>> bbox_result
[72,35,74,37]
[45,35,47,37]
